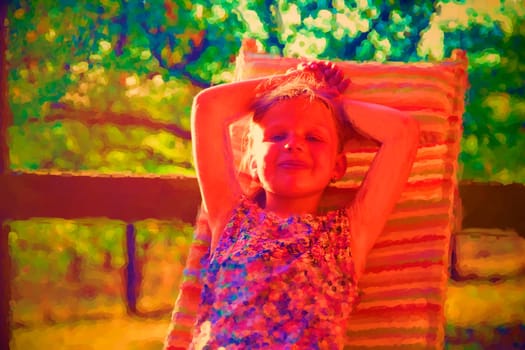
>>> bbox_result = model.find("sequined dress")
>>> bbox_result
[190,197,359,349]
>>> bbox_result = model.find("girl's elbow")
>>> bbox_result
[193,86,219,109]
[191,90,214,123]
[193,90,208,110]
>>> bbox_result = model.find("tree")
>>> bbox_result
[439,1,524,183]
[5,0,524,182]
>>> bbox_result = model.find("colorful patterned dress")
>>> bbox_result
[190,197,359,349]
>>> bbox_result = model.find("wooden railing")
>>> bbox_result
[1,172,200,222]
[0,172,203,350]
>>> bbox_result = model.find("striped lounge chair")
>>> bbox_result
[164,39,469,349]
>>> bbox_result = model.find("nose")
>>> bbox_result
[284,135,304,151]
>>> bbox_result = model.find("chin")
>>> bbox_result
[268,185,322,198]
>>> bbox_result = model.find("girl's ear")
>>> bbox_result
[332,152,347,181]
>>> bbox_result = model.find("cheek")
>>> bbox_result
[313,146,339,173]
[252,143,275,169]
[313,143,336,159]
[261,145,280,170]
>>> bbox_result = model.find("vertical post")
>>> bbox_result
[125,223,137,315]
[0,222,10,350]
[0,0,11,173]
[0,2,12,349]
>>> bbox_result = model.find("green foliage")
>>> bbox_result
[440,2,525,183]
[8,122,193,174]
[5,0,525,182]
[9,218,194,283]
[9,219,123,281]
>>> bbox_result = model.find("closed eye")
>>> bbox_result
[306,134,323,142]
[266,133,286,142]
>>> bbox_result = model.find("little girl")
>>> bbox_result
[189,61,419,349]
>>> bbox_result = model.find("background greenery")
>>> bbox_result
[6,0,525,182]
[5,1,524,348]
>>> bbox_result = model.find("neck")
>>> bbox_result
[264,192,322,217]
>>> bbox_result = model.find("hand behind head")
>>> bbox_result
[290,60,351,95]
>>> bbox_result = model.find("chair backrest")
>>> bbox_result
[164,38,468,350]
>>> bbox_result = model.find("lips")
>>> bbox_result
[278,159,310,169]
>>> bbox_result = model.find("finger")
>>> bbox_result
[324,67,337,81]
[324,62,336,74]
[322,61,334,69]
[328,69,343,85]
[309,61,322,70]
[338,78,351,93]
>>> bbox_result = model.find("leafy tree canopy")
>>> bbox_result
[5,0,525,183]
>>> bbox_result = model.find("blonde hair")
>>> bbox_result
[251,70,352,151]
[239,71,354,199]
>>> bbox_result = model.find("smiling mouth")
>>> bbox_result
[278,160,310,169]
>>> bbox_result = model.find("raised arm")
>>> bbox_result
[342,99,420,279]
[191,76,272,250]
[292,60,419,278]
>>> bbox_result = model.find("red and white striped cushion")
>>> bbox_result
[164,39,468,350]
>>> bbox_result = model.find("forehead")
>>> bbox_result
[256,96,336,130]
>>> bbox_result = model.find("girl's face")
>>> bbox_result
[250,96,346,200]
